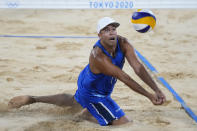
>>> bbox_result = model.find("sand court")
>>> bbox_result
[0,9,197,130]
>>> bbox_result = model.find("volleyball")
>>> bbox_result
[131,9,156,33]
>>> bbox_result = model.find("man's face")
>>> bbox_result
[98,24,117,47]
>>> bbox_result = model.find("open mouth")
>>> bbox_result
[109,37,115,41]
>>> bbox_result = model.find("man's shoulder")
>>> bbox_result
[117,35,132,54]
[90,47,110,64]
[89,46,110,74]
[90,46,104,59]
[117,35,128,44]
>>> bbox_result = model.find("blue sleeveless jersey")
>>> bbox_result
[75,39,125,106]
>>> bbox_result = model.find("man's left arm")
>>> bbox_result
[118,36,166,103]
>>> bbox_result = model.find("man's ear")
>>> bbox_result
[98,33,101,39]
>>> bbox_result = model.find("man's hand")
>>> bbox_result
[148,91,166,105]
[155,90,166,104]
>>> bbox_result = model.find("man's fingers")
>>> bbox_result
[152,98,161,105]
[155,97,164,105]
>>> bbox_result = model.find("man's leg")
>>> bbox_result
[8,94,98,123]
[9,94,131,125]
[8,93,80,109]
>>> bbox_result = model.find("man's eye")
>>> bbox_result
[104,28,110,32]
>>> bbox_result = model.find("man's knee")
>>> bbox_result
[111,116,130,125]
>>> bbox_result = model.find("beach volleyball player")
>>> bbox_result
[8,17,166,126]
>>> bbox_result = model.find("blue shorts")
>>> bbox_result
[74,92,125,126]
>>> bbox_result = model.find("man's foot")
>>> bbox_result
[8,95,35,109]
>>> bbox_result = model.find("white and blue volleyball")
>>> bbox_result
[131,9,156,33]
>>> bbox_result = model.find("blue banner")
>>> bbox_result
[89,0,133,9]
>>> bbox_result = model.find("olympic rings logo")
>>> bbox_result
[6,1,19,8]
